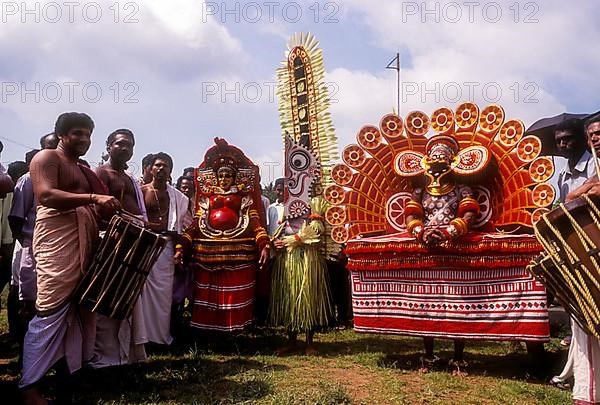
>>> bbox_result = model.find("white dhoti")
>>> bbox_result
[19,304,95,388]
[88,298,147,368]
[10,239,22,288]
[572,322,600,404]
[139,241,174,345]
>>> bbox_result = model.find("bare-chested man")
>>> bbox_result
[20,112,119,405]
[88,129,148,369]
[140,153,155,186]
[95,129,146,219]
[139,153,191,345]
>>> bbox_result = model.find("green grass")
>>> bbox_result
[0,291,573,404]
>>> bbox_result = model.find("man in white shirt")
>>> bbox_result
[550,116,600,403]
[556,118,595,202]
[267,178,284,237]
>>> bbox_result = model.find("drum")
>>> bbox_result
[530,194,600,338]
[73,215,167,320]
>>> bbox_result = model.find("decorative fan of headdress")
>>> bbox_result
[324,102,555,244]
[277,32,340,257]
[276,32,339,191]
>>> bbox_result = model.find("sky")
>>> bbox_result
[0,0,598,182]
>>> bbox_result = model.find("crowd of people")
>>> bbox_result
[2,111,600,404]
[0,112,351,405]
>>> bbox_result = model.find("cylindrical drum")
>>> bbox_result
[73,215,166,320]
[530,194,600,338]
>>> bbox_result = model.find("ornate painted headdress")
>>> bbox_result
[323,103,556,243]
[195,138,263,222]
[202,137,251,173]
[276,33,339,219]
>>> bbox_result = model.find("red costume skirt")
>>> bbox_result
[345,232,550,341]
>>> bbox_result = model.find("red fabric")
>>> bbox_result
[78,163,108,195]
[347,232,550,341]
[350,266,550,341]
[191,263,256,332]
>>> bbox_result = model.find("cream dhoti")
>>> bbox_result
[20,205,98,389]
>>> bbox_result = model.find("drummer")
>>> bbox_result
[95,129,147,222]
[549,119,591,388]
[552,114,600,404]
[555,118,595,203]
[89,129,148,368]
[20,112,120,405]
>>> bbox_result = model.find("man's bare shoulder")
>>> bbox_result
[30,149,63,172]
[94,163,112,177]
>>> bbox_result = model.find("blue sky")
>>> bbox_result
[0,0,597,182]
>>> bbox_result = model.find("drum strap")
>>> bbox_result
[78,163,109,195]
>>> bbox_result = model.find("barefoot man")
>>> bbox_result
[20,112,120,405]
[140,153,191,345]
[89,128,148,368]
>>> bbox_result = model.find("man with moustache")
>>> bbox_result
[556,119,595,203]
[20,112,120,405]
[89,129,148,368]
[140,153,191,345]
[552,115,600,404]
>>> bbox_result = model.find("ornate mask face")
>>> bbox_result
[425,144,455,183]
[284,134,321,218]
[217,166,235,190]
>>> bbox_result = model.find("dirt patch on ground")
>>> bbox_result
[326,364,387,403]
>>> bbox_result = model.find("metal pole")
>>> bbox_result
[396,52,400,117]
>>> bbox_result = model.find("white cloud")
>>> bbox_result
[322,0,596,152]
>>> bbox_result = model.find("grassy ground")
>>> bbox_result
[0,294,573,404]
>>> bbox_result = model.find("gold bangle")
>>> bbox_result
[175,243,183,250]
[450,218,468,236]
[406,219,424,234]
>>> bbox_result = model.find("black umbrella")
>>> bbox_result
[525,112,598,156]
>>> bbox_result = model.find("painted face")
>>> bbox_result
[425,143,456,179]
[284,135,320,218]
[217,167,235,190]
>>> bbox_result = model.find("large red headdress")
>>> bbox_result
[201,137,253,172]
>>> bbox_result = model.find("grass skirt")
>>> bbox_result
[268,244,333,332]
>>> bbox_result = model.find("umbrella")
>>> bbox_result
[525,112,590,156]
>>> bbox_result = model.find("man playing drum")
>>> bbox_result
[89,129,148,368]
[20,112,120,405]
[552,115,600,404]
[140,153,191,346]
[549,119,592,389]
[556,119,596,203]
